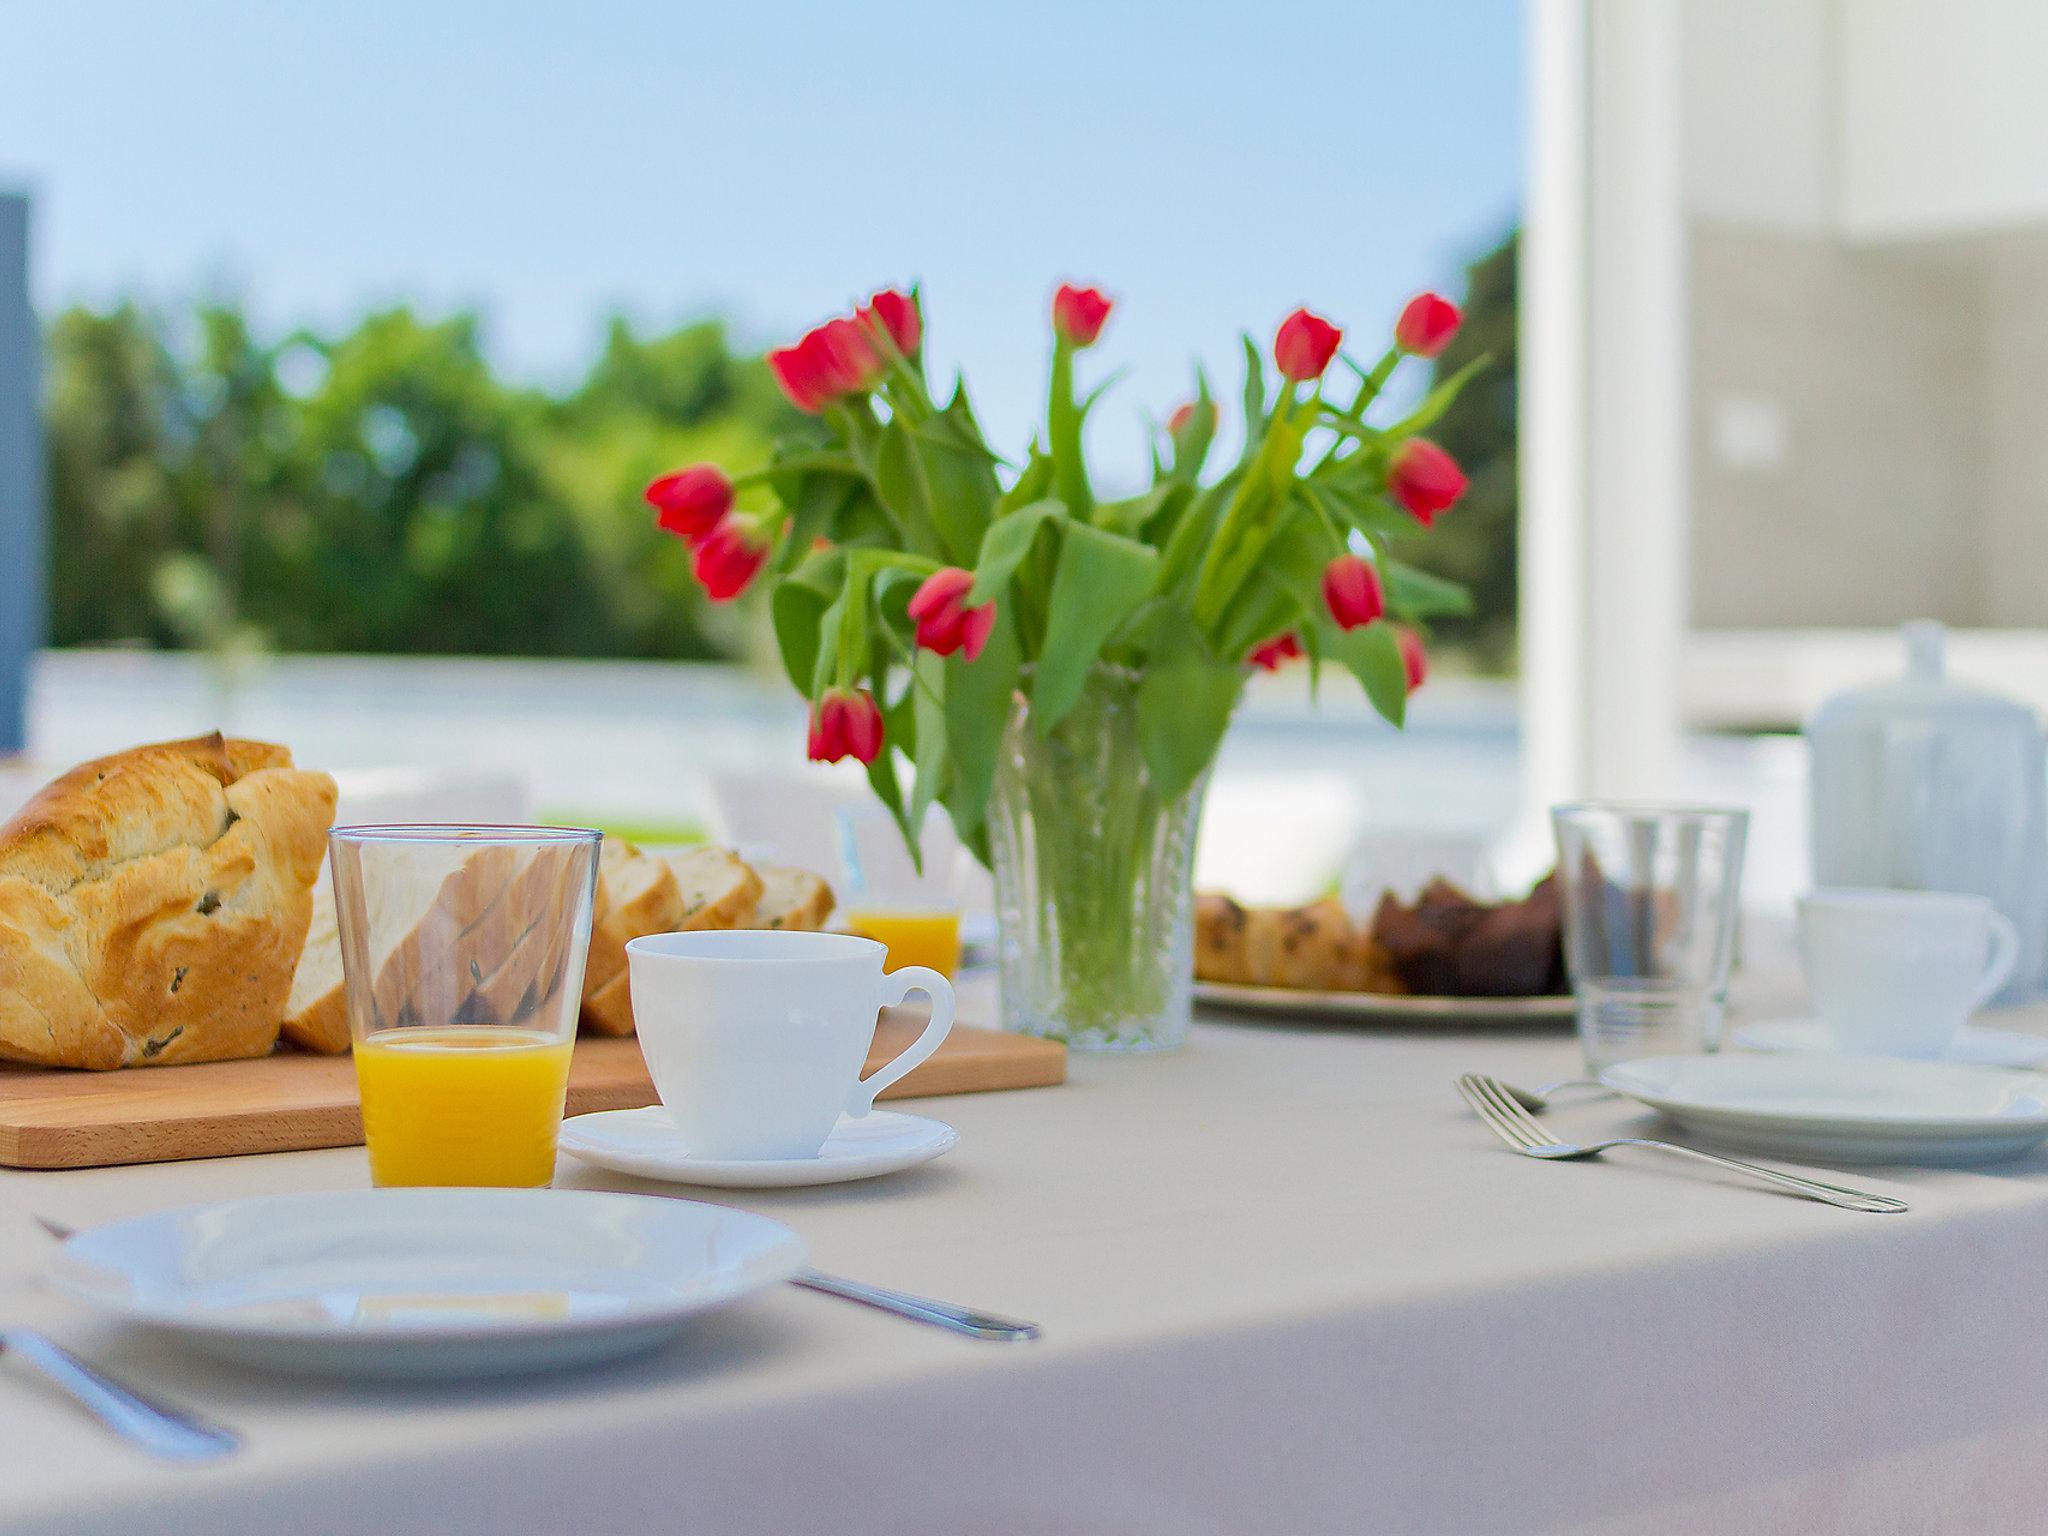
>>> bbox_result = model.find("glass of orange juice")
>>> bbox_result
[835,804,964,977]
[329,825,601,1188]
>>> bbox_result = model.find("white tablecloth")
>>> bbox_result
[5,978,2048,1536]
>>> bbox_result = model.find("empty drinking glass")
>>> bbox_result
[1551,804,1748,1071]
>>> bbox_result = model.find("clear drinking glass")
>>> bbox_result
[835,803,964,977]
[329,825,601,1188]
[1551,804,1749,1071]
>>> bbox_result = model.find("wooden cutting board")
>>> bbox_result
[0,1013,1064,1170]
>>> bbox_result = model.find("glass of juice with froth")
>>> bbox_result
[329,825,601,1188]
[834,804,964,977]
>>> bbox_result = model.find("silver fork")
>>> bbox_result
[10,1217,237,1460]
[1456,1073,1909,1214]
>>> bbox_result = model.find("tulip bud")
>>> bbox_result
[769,317,885,413]
[859,289,922,358]
[841,688,884,762]
[1394,292,1462,358]
[644,464,733,542]
[1321,554,1386,632]
[1275,307,1342,382]
[1387,438,1468,526]
[1052,283,1113,348]
[767,332,832,413]
[906,566,997,662]
[1168,401,1215,438]
[1248,632,1303,671]
[817,316,883,395]
[807,687,884,764]
[691,516,771,602]
[1397,628,1428,693]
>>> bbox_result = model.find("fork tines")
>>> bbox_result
[1457,1073,1556,1151]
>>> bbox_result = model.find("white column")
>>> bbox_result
[1519,0,1688,827]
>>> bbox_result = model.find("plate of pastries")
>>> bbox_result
[0,733,835,1070]
[1193,875,1575,1024]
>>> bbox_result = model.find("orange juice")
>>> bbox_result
[843,906,963,976]
[354,1027,574,1188]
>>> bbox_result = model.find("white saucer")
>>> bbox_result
[1601,1053,2048,1165]
[560,1108,959,1187]
[49,1189,805,1379]
[1733,1017,2048,1069]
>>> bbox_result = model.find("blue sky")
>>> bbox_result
[0,0,1521,472]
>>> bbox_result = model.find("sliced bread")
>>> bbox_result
[280,869,348,1052]
[668,845,763,932]
[580,839,682,1003]
[742,865,835,932]
[579,846,767,1037]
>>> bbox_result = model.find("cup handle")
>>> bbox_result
[1971,912,2022,1011]
[849,966,957,1116]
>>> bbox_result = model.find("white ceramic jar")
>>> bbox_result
[1806,622,2048,1001]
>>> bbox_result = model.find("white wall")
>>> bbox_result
[1680,0,1836,232]
[1840,0,2048,242]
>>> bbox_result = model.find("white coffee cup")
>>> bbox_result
[624,929,956,1160]
[1796,888,2019,1059]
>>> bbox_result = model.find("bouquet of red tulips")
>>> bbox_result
[646,282,1481,861]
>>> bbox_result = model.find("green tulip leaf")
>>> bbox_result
[1032,522,1159,734]
[968,498,1064,605]
[1384,558,1474,618]
[1322,618,1408,727]
[939,609,1021,844]
[771,547,846,696]
[1136,621,1245,802]
[1382,353,1490,440]
[908,649,949,843]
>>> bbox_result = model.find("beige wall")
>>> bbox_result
[1980,238,2048,626]
[1686,228,1992,628]
[1678,0,2048,634]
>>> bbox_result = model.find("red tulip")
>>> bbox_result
[767,330,831,413]
[1168,401,1215,438]
[768,318,883,413]
[644,464,733,542]
[1321,554,1385,632]
[807,686,884,765]
[1397,628,1428,692]
[1052,283,1113,348]
[1394,292,1462,358]
[817,316,883,394]
[906,566,996,662]
[1274,307,1342,382]
[1248,632,1303,671]
[691,516,771,601]
[859,288,921,358]
[1387,438,1467,525]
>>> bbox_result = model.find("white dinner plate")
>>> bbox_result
[560,1108,958,1188]
[1194,980,1574,1026]
[1732,1017,2048,1070]
[49,1189,806,1379]
[1600,1053,2048,1165]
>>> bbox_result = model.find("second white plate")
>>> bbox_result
[1733,1016,2048,1069]
[1600,1053,2048,1164]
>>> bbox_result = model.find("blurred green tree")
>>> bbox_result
[41,304,812,661]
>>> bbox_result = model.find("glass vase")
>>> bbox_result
[987,665,1209,1052]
